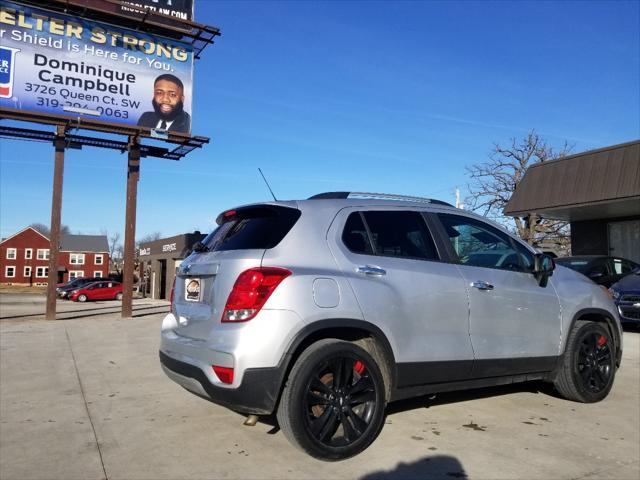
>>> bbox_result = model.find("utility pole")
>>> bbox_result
[45,125,67,320]
[122,136,140,318]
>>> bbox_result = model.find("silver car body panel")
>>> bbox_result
[160,196,622,404]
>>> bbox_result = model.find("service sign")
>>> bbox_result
[0,1,194,134]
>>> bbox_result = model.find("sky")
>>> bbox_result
[1,0,639,242]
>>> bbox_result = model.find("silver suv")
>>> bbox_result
[160,192,622,460]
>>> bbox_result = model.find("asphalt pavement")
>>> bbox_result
[0,293,638,480]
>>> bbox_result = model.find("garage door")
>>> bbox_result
[609,220,640,263]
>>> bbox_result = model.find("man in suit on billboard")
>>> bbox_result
[137,74,191,133]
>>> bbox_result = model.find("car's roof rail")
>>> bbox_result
[308,191,454,207]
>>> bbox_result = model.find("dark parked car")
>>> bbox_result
[555,256,639,288]
[609,267,640,325]
[57,277,114,299]
[69,281,123,302]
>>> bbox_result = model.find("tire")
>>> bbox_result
[276,339,386,461]
[115,292,123,301]
[77,294,88,303]
[554,320,616,403]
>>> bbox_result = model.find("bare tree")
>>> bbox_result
[465,130,573,254]
[29,223,71,236]
[134,232,162,294]
[136,232,162,250]
[107,232,124,277]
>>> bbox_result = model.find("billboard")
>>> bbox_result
[0,0,194,134]
[118,0,194,22]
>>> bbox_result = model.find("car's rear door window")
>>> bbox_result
[342,211,439,260]
[342,213,374,254]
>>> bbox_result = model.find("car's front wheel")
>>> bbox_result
[276,339,386,461]
[76,294,88,303]
[115,292,123,301]
[554,320,616,403]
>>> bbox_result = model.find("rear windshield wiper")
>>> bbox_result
[192,241,208,253]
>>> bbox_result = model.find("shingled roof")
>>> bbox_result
[504,140,640,221]
[60,235,109,253]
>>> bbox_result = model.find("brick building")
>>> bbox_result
[0,227,110,285]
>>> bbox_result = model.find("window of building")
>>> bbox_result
[6,248,17,260]
[69,271,84,280]
[70,253,85,265]
[5,266,16,277]
[94,271,103,277]
[24,266,32,277]
[36,267,49,278]
[95,254,104,265]
[37,249,50,260]
[25,248,33,259]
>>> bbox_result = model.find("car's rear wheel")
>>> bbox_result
[276,339,386,461]
[115,292,123,301]
[554,320,616,403]
[77,294,88,303]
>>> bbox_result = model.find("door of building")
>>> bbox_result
[609,220,640,263]
[159,259,167,299]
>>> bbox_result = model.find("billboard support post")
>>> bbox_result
[45,125,67,320]
[122,136,141,318]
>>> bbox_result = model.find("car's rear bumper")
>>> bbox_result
[159,350,286,415]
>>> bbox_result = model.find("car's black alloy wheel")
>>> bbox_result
[575,329,613,394]
[277,339,386,460]
[554,320,616,403]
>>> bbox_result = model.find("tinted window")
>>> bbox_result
[362,211,438,260]
[556,258,590,273]
[438,214,526,271]
[342,213,373,254]
[610,258,639,275]
[202,206,301,252]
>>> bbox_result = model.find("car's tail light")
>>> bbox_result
[169,277,176,313]
[222,267,291,322]
[212,365,234,384]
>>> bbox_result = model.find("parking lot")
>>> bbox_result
[0,293,639,480]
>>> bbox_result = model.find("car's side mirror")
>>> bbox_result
[534,253,555,287]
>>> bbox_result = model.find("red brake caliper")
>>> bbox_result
[354,360,365,375]
[597,335,607,347]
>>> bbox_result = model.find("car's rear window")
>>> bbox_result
[556,259,590,273]
[202,205,301,251]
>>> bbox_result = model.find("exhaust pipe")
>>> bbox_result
[243,414,259,426]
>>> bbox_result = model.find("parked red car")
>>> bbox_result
[69,281,123,302]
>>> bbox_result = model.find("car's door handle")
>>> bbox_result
[471,280,494,291]
[357,265,387,276]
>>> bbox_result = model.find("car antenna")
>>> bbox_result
[258,168,278,201]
